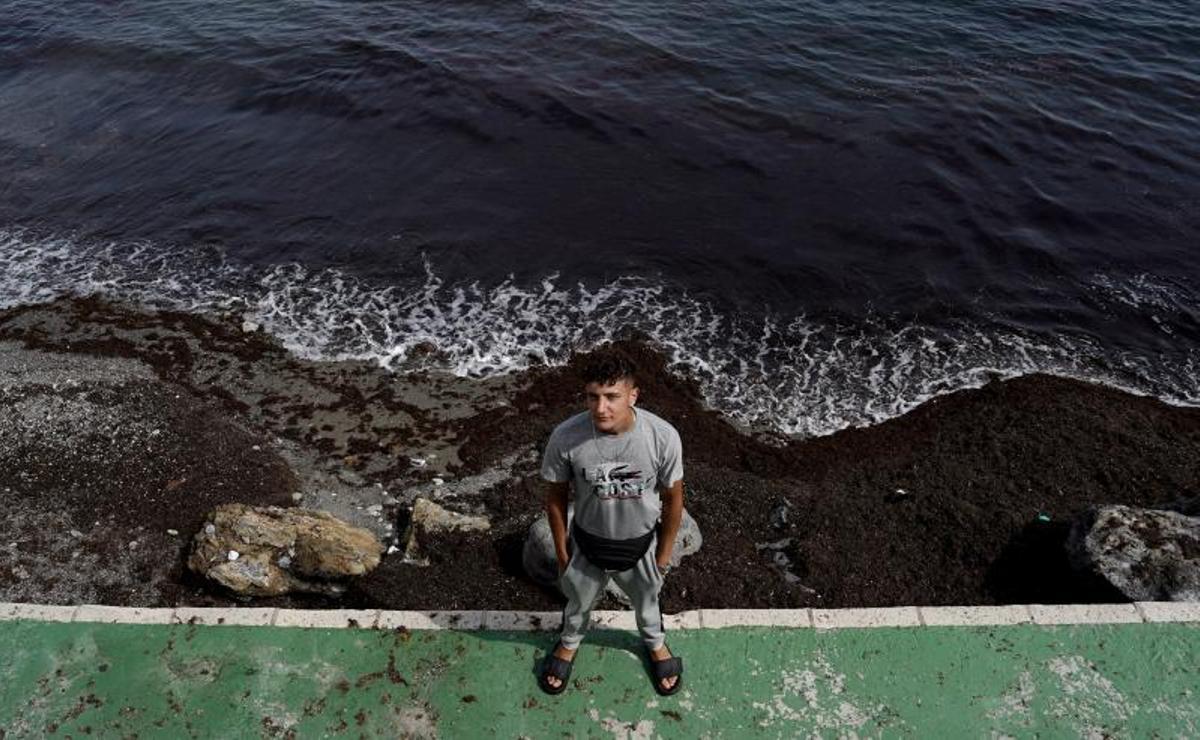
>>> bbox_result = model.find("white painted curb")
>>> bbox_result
[1029,603,1142,625]
[1,602,1197,630]
[813,607,921,630]
[920,605,1032,626]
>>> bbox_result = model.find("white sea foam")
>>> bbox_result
[1089,272,1198,337]
[2,227,1198,438]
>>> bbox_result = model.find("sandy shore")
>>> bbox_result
[1,296,1198,610]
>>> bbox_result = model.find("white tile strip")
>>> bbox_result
[813,606,922,630]
[2,603,1197,630]
[1135,601,1200,624]
[377,611,485,630]
[172,607,278,626]
[699,609,812,628]
[920,605,1033,627]
[1029,603,1143,625]
[591,611,637,630]
[74,605,174,625]
[273,609,380,629]
[484,611,562,631]
[664,610,703,630]
[0,602,79,622]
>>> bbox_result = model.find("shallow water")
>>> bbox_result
[2,1,1198,435]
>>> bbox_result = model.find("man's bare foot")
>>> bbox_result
[649,645,679,692]
[545,644,577,691]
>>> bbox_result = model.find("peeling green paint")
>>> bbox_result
[1,621,1197,737]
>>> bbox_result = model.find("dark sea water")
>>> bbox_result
[2,1,1198,435]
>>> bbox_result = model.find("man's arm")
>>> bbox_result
[544,481,571,573]
[655,479,684,570]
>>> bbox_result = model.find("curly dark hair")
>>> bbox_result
[580,348,638,387]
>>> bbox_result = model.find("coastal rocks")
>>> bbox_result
[522,509,568,589]
[188,504,383,596]
[1068,503,1200,601]
[522,506,703,599]
[0,341,299,606]
[402,498,491,565]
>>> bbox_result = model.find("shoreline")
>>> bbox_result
[1,296,1198,611]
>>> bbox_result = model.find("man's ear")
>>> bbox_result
[629,385,639,406]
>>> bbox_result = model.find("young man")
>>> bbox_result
[538,350,685,696]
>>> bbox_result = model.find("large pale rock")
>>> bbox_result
[523,506,703,601]
[403,498,491,565]
[188,504,383,596]
[1068,504,1200,601]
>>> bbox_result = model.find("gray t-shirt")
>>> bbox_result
[541,408,683,540]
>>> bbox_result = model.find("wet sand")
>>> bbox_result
[2,297,1198,610]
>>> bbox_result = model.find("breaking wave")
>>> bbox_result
[2,227,1198,438]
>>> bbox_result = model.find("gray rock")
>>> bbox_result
[523,505,574,589]
[522,506,703,602]
[402,498,491,565]
[188,504,383,596]
[1068,503,1200,601]
[769,500,791,530]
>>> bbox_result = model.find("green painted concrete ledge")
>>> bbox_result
[2,620,1198,738]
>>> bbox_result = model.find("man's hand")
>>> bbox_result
[545,481,571,575]
[655,479,684,571]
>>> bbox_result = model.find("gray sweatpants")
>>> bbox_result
[558,536,666,650]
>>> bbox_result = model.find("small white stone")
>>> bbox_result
[251,445,261,451]
[128,540,138,549]
[227,550,240,561]
[386,545,400,555]
[410,458,427,467]
[291,492,303,501]
[205,523,216,535]
[242,319,259,333]
[432,478,445,486]
[166,529,179,536]
[69,529,84,538]
[277,555,291,568]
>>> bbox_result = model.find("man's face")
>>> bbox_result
[585,378,639,434]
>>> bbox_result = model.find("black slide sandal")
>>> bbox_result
[538,644,575,695]
[646,647,684,696]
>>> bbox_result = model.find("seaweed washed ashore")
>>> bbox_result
[1,296,1198,611]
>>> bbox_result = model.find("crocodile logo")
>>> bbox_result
[587,463,647,500]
